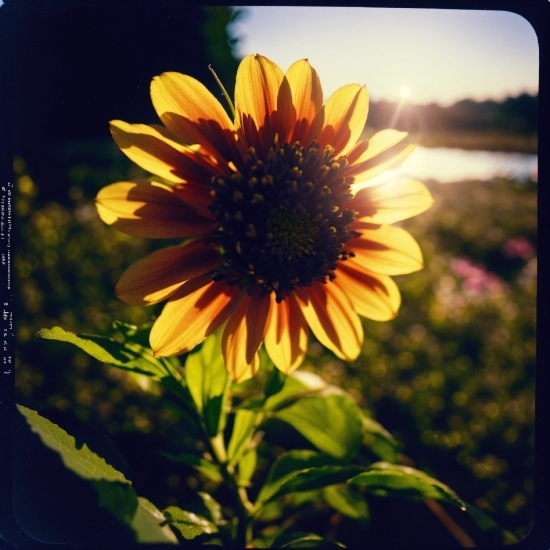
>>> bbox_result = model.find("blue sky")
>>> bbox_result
[231,7,538,105]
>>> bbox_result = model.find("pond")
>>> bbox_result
[400,147,537,183]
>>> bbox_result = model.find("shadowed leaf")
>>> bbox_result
[349,462,465,509]
[162,506,218,540]
[185,330,230,435]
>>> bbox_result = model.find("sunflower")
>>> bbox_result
[95,54,433,382]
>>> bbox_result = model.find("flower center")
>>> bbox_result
[208,141,358,301]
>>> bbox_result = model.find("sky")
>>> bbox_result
[230,7,539,106]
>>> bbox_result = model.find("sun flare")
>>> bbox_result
[400,86,411,100]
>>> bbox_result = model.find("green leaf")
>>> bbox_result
[196,492,224,526]
[463,503,519,544]
[159,451,222,482]
[111,321,152,348]
[271,532,345,548]
[92,479,139,524]
[266,466,364,505]
[362,416,399,463]
[17,405,177,543]
[37,326,193,405]
[37,326,167,378]
[257,501,283,522]
[348,462,465,509]
[263,371,328,411]
[238,448,257,485]
[227,409,258,465]
[17,404,130,484]
[162,506,218,540]
[185,330,230,436]
[323,485,369,521]
[274,395,363,460]
[238,371,341,413]
[264,367,287,400]
[255,450,362,506]
[131,497,178,543]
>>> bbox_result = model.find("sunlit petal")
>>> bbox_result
[109,120,223,184]
[150,275,243,356]
[348,226,424,275]
[347,129,408,165]
[334,263,401,321]
[285,59,323,144]
[347,130,417,189]
[95,181,215,238]
[264,293,309,374]
[150,72,237,160]
[351,178,434,224]
[235,54,285,154]
[295,282,363,361]
[116,242,223,306]
[309,84,368,156]
[222,290,270,382]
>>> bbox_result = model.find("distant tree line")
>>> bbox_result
[368,94,538,134]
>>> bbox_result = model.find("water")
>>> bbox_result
[400,147,537,183]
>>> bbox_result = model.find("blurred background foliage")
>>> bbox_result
[12,4,535,545]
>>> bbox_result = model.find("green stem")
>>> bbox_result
[209,432,228,464]
[208,433,251,547]
[209,64,236,119]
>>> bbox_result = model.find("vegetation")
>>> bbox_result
[13,145,536,543]
[9,4,536,545]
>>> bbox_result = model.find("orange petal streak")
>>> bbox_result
[264,293,309,374]
[347,129,408,165]
[116,242,223,306]
[95,181,215,238]
[333,263,401,321]
[150,72,237,161]
[109,120,222,184]
[285,59,323,145]
[347,226,424,276]
[347,130,417,190]
[222,290,271,382]
[309,84,368,157]
[234,54,285,155]
[150,275,243,357]
[351,178,434,224]
[295,282,363,361]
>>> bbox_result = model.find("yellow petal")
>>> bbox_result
[347,129,409,165]
[295,282,363,361]
[150,72,237,160]
[109,120,219,184]
[222,290,270,382]
[348,226,424,276]
[351,178,434,224]
[150,275,242,356]
[234,54,285,153]
[95,181,215,238]
[115,242,223,306]
[347,130,417,189]
[285,59,323,144]
[309,84,368,156]
[333,263,401,321]
[264,293,309,375]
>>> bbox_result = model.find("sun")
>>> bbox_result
[400,86,411,100]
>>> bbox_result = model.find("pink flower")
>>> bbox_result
[502,237,534,260]
[450,258,503,295]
